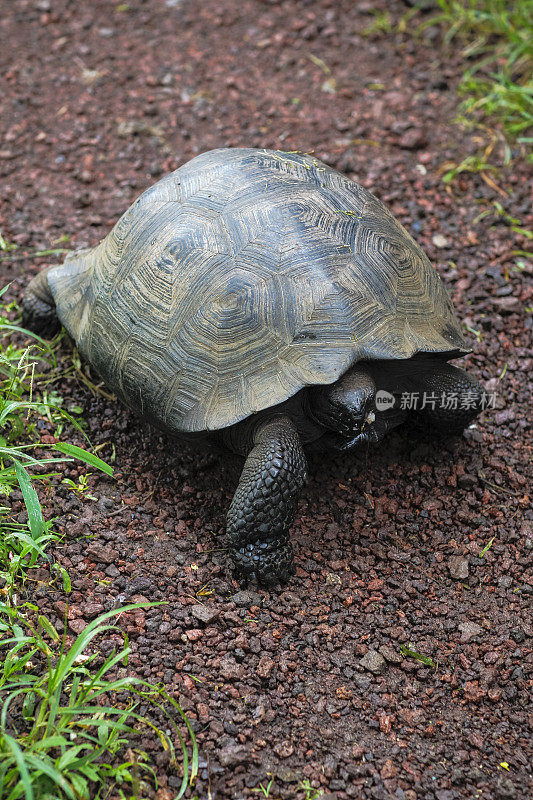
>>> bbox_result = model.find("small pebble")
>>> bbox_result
[190,604,219,624]
[459,621,482,642]
[449,556,469,580]
[432,233,449,248]
[231,589,262,607]
[359,650,386,675]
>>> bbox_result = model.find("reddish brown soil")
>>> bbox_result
[1,1,532,799]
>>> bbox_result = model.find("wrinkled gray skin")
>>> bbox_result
[23,270,484,586]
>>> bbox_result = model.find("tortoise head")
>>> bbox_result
[309,367,377,449]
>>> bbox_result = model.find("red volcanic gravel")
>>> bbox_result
[1,1,531,798]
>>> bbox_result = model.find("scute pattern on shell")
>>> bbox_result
[47,148,468,433]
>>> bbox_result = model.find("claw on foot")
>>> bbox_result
[232,541,295,587]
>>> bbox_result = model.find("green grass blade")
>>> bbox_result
[4,531,49,558]
[29,735,67,750]
[76,762,100,782]
[52,443,114,476]
[133,688,199,792]
[68,772,89,799]
[86,646,131,686]
[55,744,90,771]
[2,689,36,732]
[23,753,77,799]
[68,673,81,708]
[43,686,61,738]
[48,624,119,691]
[58,703,143,719]
[12,460,44,541]
[2,735,34,800]
[37,615,59,643]
[49,604,161,689]
[0,323,53,346]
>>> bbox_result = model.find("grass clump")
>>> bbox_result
[0,288,111,599]
[0,602,198,799]
[361,9,394,37]
[299,779,324,800]
[0,290,198,797]
[0,232,70,263]
[427,1,532,150]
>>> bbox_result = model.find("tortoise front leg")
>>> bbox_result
[22,268,61,338]
[226,416,307,587]
[410,363,484,435]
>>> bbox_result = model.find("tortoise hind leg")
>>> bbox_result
[226,416,307,587]
[22,268,61,338]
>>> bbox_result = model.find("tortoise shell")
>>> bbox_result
[47,148,468,433]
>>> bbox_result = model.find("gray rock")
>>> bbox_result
[492,296,520,314]
[257,655,276,679]
[458,621,482,642]
[219,655,245,681]
[449,556,469,580]
[126,576,152,594]
[232,589,262,607]
[399,127,428,151]
[354,675,371,690]
[495,777,516,799]
[81,601,104,620]
[218,740,249,767]
[458,473,477,489]
[498,575,512,589]
[97,495,115,512]
[435,791,455,800]
[86,543,118,565]
[275,765,300,783]
[190,604,219,624]
[359,650,386,675]
[379,644,403,664]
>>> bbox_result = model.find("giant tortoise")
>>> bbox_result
[23,148,484,585]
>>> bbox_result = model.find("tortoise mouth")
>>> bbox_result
[319,419,380,452]
[309,398,377,442]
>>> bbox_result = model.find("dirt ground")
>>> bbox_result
[1,1,532,798]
